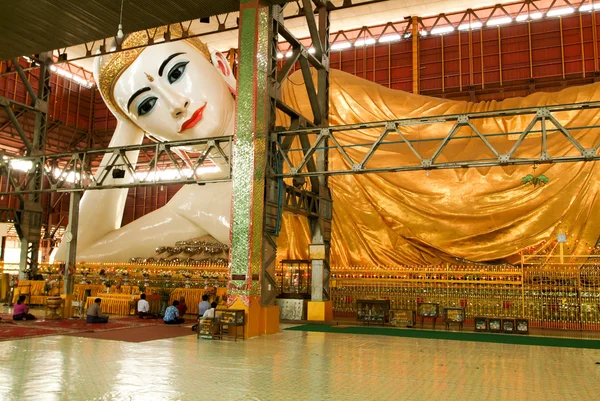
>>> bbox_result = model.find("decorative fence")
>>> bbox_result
[329,256,600,330]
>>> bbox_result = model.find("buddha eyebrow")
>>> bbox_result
[158,52,186,77]
[127,87,151,111]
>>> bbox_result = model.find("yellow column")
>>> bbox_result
[308,301,333,321]
[229,297,280,338]
[412,16,419,94]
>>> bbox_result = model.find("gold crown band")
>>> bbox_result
[98,26,211,120]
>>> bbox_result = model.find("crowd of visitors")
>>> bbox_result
[8,293,220,328]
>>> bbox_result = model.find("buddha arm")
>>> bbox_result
[78,122,145,249]
[72,183,231,262]
[54,121,145,261]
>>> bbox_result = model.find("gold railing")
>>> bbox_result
[330,257,600,330]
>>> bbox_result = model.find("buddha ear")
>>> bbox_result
[211,51,236,97]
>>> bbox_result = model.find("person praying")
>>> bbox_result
[137,293,155,319]
[164,300,185,325]
[13,295,36,321]
[177,296,188,317]
[86,298,109,323]
[201,302,218,319]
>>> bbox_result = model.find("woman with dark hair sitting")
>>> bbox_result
[13,295,36,321]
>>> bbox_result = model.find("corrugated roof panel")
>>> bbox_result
[0,0,289,61]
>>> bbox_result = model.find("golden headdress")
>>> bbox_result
[97,26,211,119]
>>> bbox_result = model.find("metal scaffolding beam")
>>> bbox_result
[228,0,331,317]
[274,102,600,177]
[0,137,233,195]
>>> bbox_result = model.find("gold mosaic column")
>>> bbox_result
[228,0,279,337]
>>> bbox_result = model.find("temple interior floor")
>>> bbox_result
[0,316,599,401]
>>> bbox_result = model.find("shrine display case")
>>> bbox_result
[417,302,440,328]
[516,319,530,334]
[442,307,465,330]
[489,318,502,332]
[356,299,390,324]
[502,318,516,333]
[197,318,219,340]
[418,302,440,318]
[474,317,488,332]
[389,309,416,327]
[215,309,245,341]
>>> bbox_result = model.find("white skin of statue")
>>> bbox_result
[55,41,236,262]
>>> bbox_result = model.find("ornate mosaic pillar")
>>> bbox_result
[228,0,279,337]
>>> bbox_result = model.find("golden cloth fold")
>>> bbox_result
[277,70,600,265]
[85,296,135,316]
[13,281,46,303]
[168,288,227,315]
[73,284,106,301]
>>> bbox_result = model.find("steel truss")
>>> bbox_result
[274,102,600,177]
[0,137,233,195]
[265,0,332,303]
[0,55,54,278]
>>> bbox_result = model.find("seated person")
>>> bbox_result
[198,295,211,317]
[192,295,211,331]
[86,298,109,323]
[177,297,187,317]
[13,295,36,321]
[137,294,156,319]
[164,300,185,325]
[201,302,218,319]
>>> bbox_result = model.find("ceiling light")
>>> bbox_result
[331,42,352,51]
[276,53,284,59]
[117,0,125,40]
[49,65,94,88]
[458,21,483,30]
[308,47,316,54]
[516,13,543,21]
[486,17,512,26]
[354,38,376,47]
[9,159,33,172]
[546,7,574,17]
[285,51,293,58]
[430,26,454,35]
[378,34,401,43]
[579,4,600,12]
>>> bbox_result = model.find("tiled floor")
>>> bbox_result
[0,323,598,401]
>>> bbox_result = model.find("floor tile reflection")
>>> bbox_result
[0,326,598,400]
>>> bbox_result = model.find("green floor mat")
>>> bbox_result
[285,324,600,349]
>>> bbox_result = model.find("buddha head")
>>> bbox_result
[94,27,236,143]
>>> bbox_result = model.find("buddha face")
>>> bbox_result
[113,41,235,142]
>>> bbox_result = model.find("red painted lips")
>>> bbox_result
[179,104,207,133]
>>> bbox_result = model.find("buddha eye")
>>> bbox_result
[137,97,157,116]
[167,61,189,84]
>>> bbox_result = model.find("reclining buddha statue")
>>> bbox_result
[55,27,600,266]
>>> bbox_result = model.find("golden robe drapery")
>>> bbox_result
[276,69,600,266]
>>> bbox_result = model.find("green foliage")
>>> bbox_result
[521,174,550,187]
[155,281,174,297]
